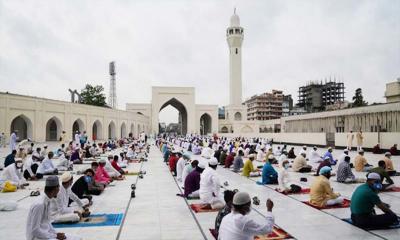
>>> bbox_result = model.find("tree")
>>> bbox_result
[80,84,107,107]
[352,88,368,107]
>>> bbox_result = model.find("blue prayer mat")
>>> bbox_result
[52,213,123,228]
[342,217,400,230]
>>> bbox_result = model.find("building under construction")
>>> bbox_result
[297,80,345,112]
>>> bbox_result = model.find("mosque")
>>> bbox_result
[1,11,399,149]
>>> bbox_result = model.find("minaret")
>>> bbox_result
[227,8,244,106]
[108,61,117,109]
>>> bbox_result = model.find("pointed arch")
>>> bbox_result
[241,125,253,133]
[120,122,127,138]
[72,118,85,138]
[46,116,62,141]
[10,114,33,140]
[130,123,135,137]
[159,98,188,135]
[92,120,103,141]
[200,113,212,135]
[108,121,116,139]
[221,126,229,133]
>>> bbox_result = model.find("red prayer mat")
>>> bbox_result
[128,159,141,163]
[190,203,219,213]
[209,226,292,240]
[302,199,351,209]
[382,187,400,192]
[275,188,310,195]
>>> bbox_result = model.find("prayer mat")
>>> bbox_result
[176,193,200,200]
[382,187,400,192]
[275,188,310,195]
[52,213,123,228]
[128,159,141,163]
[342,217,400,230]
[190,203,219,213]
[209,226,292,240]
[302,199,351,209]
[125,172,139,176]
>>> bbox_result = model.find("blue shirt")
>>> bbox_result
[4,154,15,168]
[260,163,278,184]
[323,151,336,165]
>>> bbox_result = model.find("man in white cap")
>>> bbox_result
[346,130,354,151]
[218,192,274,240]
[350,172,399,229]
[199,157,225,209]
[183,161,205,198]
[51,172,90,223]
[36,152,58,178]
[299,145,307,156]
[176,152,191,182]
[338,149,350,163]
[26,175,81,240]
[41,145,49,160]
[310,166,344,207]
[309,146,323,163]
[256,145,265,162]
[0,158,28,189]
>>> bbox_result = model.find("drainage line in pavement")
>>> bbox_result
[115,160,145,240]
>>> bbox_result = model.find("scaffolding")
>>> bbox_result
[297,78,345,112]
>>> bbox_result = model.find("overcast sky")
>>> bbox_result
[1,0,399,124]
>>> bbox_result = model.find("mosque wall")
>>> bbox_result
[0,92,149,143]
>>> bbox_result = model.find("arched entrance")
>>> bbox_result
[159,98,188,135]
[120,122,127,138]
[234,112,242,121]
[221,126,229,133]
[46,117,62,141]
[10,115,33,140]
[72,119,85,138]
[108,121,116,139]
[130,123,135,137]
[92,120,103,141]
[200,113,212,135]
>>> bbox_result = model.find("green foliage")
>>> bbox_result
[352,88,368,107]
[80,84,107,107]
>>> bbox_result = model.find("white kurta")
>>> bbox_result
[199,167,224,206]
[105,159,121,177]
[309,150,322,163]
[218,211,274,240]
[176,158,186,181]
[0,164,26,186]
[181,164,193,184]
[36,158,56,175]
[10,132,17,151]
[278,168,290,191]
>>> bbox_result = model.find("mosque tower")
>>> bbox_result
[227,8,244,106]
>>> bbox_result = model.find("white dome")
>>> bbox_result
[230,13,240,27]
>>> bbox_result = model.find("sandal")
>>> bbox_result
[30,191,40,197]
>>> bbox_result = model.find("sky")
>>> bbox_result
[1,0,399,124]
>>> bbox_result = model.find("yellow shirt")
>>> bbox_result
[292,155,307,172]
[354,155,367,172]
[242,159,254,177]
[310,176,339,207]
[384,157,394,171]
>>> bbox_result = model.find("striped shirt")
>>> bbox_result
[336,161,355,182]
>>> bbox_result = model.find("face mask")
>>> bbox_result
[373,182,383,191]
[84,176,92,183]
[283,164,289,169]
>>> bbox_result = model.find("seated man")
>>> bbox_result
[350,172,399,229]
[72,168,104,199]
[182,160,198,185]
[265,148,274,162]
[1,159,28,189]
[219,192,274,240]
[168,151,180,176]
[372,143,383,154]
[338,149,350,163]
[287,147,296,159]
[277,150,288,165]
[4,150,16,168]
[57,153,73,171]
[26,176,81,240]
[214,190,236,237]
[316,156,332,176]
[70,149,82,164]
[111,155,127,176]
[242,154,260,177]
[257,155,278,185]
[36,152,58,178]
[23,155,40,180]
[184,162,205,198]
[94,160,111,185]
[256,146,265,162]
[118,152,128,168]
[310,166,344,207]
[232,150,244,173]
[224,152,235,168]
[354,149,373,172]
[105,155,123,180]
[390,143,399,156]
[16,147,27,161]
[337,156,357,183]
[176,153,190,182]
[199,158,225,209]
[322,147,337,165]
[219,148,227,165]
[52,172,90,223]
[383,152,396,176]
[369,161,394,190]
[309,146,323,163]
[292,152,312,173]
[277,160,294,194]
[32,147,43,162]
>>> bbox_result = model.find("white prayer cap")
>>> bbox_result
[303,145,307,148]
[248,154,256,159]
[233,192,251,205]
[385,152,391,156]
[46,176,59,187]
[198,162,206,169]
[60,172,73,182]
[324,156,330,160]
[268,155,274,160]
[44,145,48,148]
[344,149,349,153]
[367,172,381,180]
[209,157,218,166]
[328,147,332,150]
[358,149,364,153]
[99,158,107,163]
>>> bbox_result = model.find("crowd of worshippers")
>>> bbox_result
[0,130,148,240]
[157,135,399,238]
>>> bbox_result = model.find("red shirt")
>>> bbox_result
[111,160,122,172]
[169,155,179,172]
[95,165,110,184]
[225,154,234,168]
